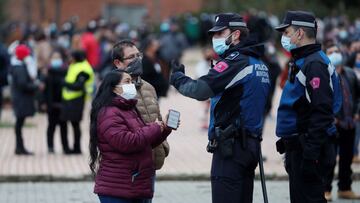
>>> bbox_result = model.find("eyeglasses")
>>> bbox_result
[122,53,143,61]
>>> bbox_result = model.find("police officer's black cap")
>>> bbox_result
[275,11,316,32]
[208,13,247,34]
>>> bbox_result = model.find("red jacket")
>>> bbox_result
[94,96,170,199]
[81,32,100,68]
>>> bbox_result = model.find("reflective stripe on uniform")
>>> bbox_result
[296,70,311,102]
[225,65,253,89]
[328,64,335,91]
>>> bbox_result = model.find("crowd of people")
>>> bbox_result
[0,9,360,203]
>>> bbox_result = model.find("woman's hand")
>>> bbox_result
[155,120,165,132]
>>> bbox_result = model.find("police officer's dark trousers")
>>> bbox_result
[284,136,335,203]
[211,137,260,203]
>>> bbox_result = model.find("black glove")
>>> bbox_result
[171,60,185,74]
[301,159,320,182]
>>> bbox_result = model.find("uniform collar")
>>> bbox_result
[221,35,264,59]
[290,43,321,61]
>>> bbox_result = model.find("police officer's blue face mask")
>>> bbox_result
[212,32,233,55]
[281,30,298,52]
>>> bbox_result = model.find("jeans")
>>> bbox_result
[144,174,156,203]
[98,195,147,203]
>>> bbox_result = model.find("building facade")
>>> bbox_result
[7,0,204,27]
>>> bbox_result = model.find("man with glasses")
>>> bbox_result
[112,40,170,203]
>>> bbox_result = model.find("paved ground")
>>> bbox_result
[0,47,359,182]
[0,181,359,203]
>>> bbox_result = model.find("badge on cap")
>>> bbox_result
[215,16,219,22]
[214,61,229,73]
[310,77,320,89]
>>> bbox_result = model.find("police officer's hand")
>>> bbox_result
[301,159,320,181]
[171,60,185,74]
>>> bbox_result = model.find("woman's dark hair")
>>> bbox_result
[89,70,126,174]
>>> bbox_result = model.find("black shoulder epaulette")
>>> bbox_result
[225,51,240,61]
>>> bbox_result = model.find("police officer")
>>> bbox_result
[170,13,270,203]
[275,11,342,203]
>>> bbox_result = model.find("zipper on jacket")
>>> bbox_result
[131,171,140,182]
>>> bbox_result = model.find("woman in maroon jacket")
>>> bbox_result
[89,70,173,203]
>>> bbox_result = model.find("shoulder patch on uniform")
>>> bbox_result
[225,51,239,60]
[213,61,229,73]
[310,77,320,89]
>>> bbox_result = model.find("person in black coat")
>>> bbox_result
[141,36,169,98]
[60,50,92,154]
[45,50,71,154]
[0,42,10,121]
[11,45,44,155]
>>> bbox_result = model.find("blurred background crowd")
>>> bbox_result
[0,0,359,161]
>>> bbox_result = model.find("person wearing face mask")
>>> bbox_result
[44,50,71,154]
[61,50,95,154]
[275,11,343,203]
[322,42,360,201]
[170,13,270,203]
[89,70,173,203]
[11,44,45,155]
[112,40,170,203]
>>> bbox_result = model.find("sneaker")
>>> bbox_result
[324,191,332,202]
[338,190,360,199]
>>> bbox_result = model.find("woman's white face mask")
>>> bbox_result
[116,84,137,100]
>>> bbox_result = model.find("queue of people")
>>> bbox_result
[0,8,360,203]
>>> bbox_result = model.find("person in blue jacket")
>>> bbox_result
[275,11,342,203]
[170,13,270,203]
